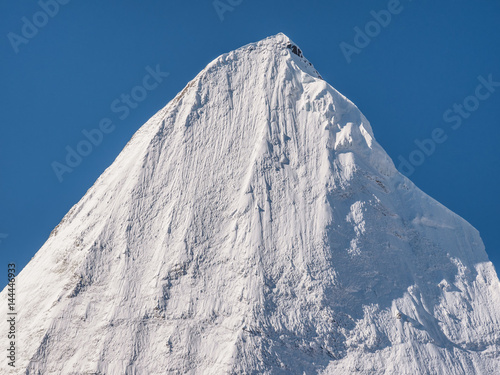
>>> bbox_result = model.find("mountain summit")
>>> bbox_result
[2,33,500,374]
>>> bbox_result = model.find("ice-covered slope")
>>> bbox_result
[1,33,500,374]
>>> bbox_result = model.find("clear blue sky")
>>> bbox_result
[1,0,499,288]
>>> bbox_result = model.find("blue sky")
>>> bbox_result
[1,0,499,287]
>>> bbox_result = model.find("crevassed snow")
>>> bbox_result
[1,33,499,375]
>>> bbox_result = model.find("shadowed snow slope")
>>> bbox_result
[1,33,499,374]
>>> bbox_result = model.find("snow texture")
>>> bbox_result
[1,33,500,374]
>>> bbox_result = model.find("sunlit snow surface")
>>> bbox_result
[1,33,499,374]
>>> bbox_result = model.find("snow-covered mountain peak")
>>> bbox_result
[200,33,322,82]
[1,34,499,375]
[172,33,387,178]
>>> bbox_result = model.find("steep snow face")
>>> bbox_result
[1,33,500,374]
